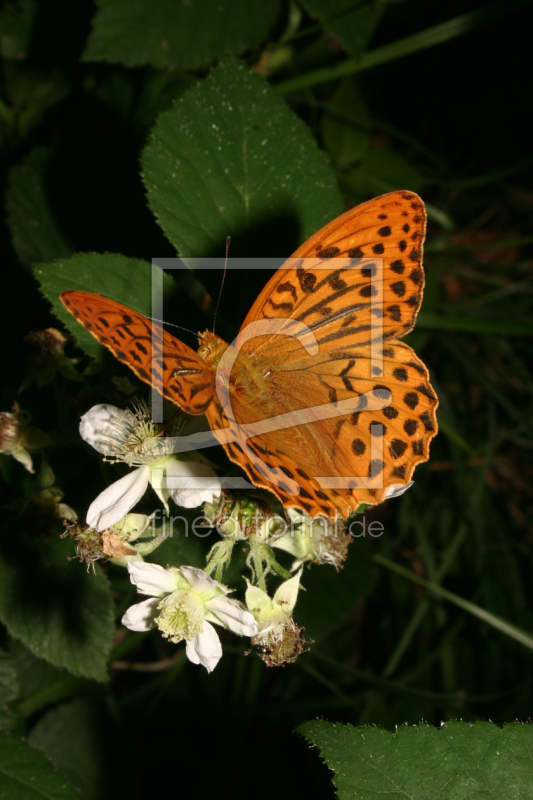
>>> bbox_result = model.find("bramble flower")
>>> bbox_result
[80,403,221,531]
[62,512,161,570]
[122,562,258,672]
[271,510,350,571]
[0,404,51,473]
[245,570,305,666]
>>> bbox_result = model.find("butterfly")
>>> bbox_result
[61,190,438,520]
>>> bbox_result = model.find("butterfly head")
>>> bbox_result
[197,330,228,369]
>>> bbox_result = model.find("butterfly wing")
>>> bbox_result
[216,191,437,518]
[60,291,215,414]
[241,190,426,349]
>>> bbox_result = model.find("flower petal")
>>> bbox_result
[270,530,300,558]
[186,621,222,673]
[164,458,222,509]
[86,467,149,531]
[179,565,228,595]
[385,481,414,499]
[121,597,159,631]
[79,404,128,455]
[11,446,34,473]
[205,596,259,637]
[127,561,177,596]
[145,466,168,515]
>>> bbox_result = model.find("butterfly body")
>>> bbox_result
[61,191,438,520]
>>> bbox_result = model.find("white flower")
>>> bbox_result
[80,403,221,531]
[122,562,258,672]
[245,570,305,666]
[272,510,349,571]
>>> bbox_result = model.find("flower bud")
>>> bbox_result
[204,492,285,543]
[0,405,51,473]
[61,513,156,570]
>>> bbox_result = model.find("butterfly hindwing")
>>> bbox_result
[225,340,437,518]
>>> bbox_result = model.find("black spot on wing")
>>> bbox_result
[277,281,297,301]
[369,459,384,477]
[390,439,408,459]
[404,392,418,409]
[352,439,366,455]
[383,407,398,419]
[393,368,408,382]
[317,246,340,259]
[390,281,406,297]
[404,419,418,435]
[419,410,435,431]
[387,305,401,322]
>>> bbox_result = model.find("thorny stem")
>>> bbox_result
[246,543,291,590]
[205,539,235,579]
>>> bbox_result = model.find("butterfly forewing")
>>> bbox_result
[60,291,215,414]
[241,191,426,351]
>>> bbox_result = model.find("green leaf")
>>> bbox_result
[0,649,19,733]
[27,700,106,800]
[0,732,79,799]
[6,147,72,268]
[300,0,383,59]
[34,253,180,359]
[0,650,18,705]
[83,0,280,70]
[321,77,370,167]
[142,58,343,259]
[0,0,36,59]
[341,147,425,201]
[297,537,377,641]
[0,535,114,683]
[299,719,533,799]
[8,640,64,700]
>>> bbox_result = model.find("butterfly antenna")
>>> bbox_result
[144,314,196,338]
[213,235,230,333]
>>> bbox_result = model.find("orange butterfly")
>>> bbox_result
[61,191,438,520]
